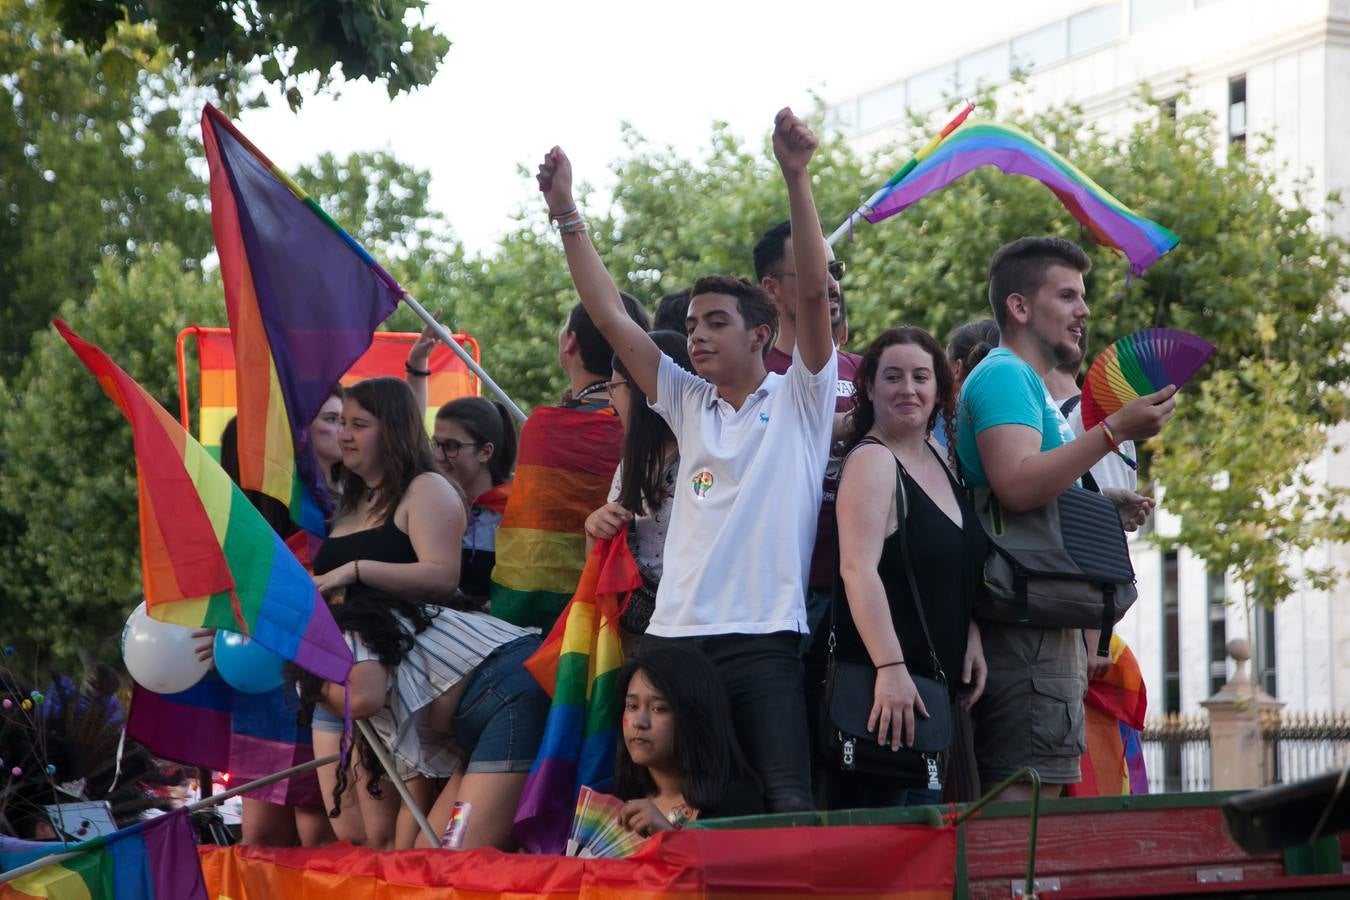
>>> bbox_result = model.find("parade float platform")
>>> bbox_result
[199,791,1350,898]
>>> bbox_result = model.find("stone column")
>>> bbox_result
[1201,638,1284,790]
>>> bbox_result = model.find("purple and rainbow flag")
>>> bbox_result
[513,537,641,854]
[863,120,1179,274]
[203,103,401,537]
[0,808,206,899]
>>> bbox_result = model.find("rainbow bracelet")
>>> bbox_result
[1099,420,1138,470]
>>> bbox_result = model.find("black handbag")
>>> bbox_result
[820,443,952,785]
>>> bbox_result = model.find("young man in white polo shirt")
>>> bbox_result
[535,108,836,812]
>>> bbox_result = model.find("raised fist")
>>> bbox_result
[773,107,818,174]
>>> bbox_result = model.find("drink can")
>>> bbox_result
[440,800,472,850]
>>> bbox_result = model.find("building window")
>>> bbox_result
[1228,75,1247,153]
[1069,4,1123,56]
[906,63,957,112]
[1206,569,1228,695]
[857,80,908,134]
[1131,0,1188,32]
[957,44,1011,94]
[1162,550,1181,713]
[1012,21,1068,73]
[1253,604,1277,696]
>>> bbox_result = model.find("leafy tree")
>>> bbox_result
[0,0,213,378]
[41,0,450,110]
[0,247,222,673]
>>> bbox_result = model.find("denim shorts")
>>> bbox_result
[453,635,549,774]
[312,702,345,735]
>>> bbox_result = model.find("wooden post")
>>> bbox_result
[1201,638,1283,790]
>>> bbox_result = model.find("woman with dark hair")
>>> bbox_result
[825,326,988,808]
[297,589,546,851]
[583,331,694,650]
[615,645,763,835]
[309,376,466,847]
[432,396,518,600]
[945,318,1000,386]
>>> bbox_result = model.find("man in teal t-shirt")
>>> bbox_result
[957,237,1177,800]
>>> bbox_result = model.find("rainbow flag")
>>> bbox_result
[55,320,352,684]
[1069,634,1149,796]
[178,327,481,455]
[0,809,206,899]
[863,120,1179,274]
[202,103,401,537]
[514,537,640,854]
[489,406,624,632]
[200,823,957,897]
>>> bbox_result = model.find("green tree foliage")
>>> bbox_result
[0,0,213,377]
[0,248,221,673]
[42,0,449,109]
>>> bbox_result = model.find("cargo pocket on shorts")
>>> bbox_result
[1028,675,1085,757]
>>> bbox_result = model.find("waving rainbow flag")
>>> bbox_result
[202,104,401,537]
[513,536,641,854]
[863,120,1179,274]
[0,809,205,899]
[55,320,352,684]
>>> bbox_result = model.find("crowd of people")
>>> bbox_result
[217,108,1177,852]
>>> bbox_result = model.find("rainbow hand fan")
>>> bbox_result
[1081,328,1216,431]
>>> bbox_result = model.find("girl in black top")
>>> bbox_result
[615,645,763,835]
[831,326,988,808]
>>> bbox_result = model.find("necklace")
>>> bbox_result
[363,484,376,503]
[573,380,608,403]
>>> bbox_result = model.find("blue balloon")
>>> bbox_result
[213,631,286,694]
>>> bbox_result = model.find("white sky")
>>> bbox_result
[238,0,1090,254]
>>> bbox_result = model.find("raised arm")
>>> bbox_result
[772,109,833,374]
[978,385,1177,512]
[538,147,661,400]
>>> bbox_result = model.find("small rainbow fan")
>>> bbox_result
[1081,328,1216,430]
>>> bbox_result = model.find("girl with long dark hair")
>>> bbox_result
[615,645,763,835]
[583,330,694,649]
[826,326,988,808]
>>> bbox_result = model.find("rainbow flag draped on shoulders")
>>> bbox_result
[863,120,1179,275]
[55,320,352,684]
[202,103,401,537]
[0,808,206,900]
[490,405,624,632]
[513,536,640,854]
[1069,634,1149,796]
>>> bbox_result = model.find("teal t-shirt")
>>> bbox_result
[956,348,1077,487]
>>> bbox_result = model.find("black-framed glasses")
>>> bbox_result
[769,260,847,282]
[434,438,481,457]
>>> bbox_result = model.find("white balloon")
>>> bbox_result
[121,601,211,695]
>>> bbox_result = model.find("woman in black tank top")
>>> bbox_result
[827,326,988,808]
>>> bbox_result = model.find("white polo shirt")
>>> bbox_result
[647,347,838,637]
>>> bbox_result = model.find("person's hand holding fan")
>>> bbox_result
[1081,328,1215,468]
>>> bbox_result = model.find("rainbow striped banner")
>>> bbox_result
[203,103,401,537]
[0,809,206,899]
[176,327,481,453]
[198,824,957,898]
[1069,634,1149,797]
[55,320,352,683]
[863,120,1179,274]
[489,406,624,632]
[514,536,640,854]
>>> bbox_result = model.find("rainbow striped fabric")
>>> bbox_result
[514,537,640,854]
[1069,634,1150,796]
[55,320,352,684]
[202,103,401,537]
[864,120,1179,274]
[179,327,481,455]
[489,406,624,632]
[0,809,205,899]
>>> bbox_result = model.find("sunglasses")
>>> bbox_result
[771,260,847,282]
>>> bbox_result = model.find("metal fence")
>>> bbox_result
[1140,710,1350,793]
[1141,713,1211,793]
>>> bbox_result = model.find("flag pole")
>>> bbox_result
[400,293,527,425]
[354,719,441,847]
[826,100,976,247]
